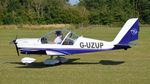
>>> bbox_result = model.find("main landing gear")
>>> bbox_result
[21,54,68,66]
[43,56,69,65]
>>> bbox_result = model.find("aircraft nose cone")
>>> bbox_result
[9,40,16,44]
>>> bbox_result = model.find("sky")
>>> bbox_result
[69,0,80,5]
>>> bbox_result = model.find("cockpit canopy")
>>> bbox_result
[41,30,79,45]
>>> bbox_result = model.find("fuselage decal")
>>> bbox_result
[80,42,104,49]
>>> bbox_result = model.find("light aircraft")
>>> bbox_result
[10,18,139,65]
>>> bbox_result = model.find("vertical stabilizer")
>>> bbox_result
[113,18,139,44]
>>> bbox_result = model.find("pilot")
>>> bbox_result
[52,31,63,44]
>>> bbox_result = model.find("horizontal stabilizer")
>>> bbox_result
[114,43,137,50]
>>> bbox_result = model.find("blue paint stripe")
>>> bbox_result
[20,47,114,55]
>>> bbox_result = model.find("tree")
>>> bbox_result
[79,0,135,25]
[138,0,150,24]
[0,0,150,25]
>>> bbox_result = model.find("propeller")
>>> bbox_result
[10,34,19,56]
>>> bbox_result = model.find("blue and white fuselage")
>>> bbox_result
[16,37,114,55]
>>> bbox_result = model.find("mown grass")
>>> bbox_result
[0,26,150,84]
[0,24,70,30]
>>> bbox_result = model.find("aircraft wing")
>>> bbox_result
[20,48,71,56]
[20,49,46,54]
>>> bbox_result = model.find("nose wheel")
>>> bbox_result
[21,54,36,65]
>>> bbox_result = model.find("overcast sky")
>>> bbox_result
[69,0,80,5]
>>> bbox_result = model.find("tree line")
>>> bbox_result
[0,0,150,25]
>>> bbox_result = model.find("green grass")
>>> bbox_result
[0,26,150,84]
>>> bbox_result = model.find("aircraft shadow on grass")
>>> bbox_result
[8,58,125,68]
[99,60,125,65]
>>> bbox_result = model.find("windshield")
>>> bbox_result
[41,30,79,45]
[62,32,79,45]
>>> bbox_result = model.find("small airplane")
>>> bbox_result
[10,18,139,65]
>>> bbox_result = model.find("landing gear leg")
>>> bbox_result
[50,56,53,59]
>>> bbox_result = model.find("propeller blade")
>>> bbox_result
[16,33,18,39]
[10,33,19,56]
[15,44,19,56]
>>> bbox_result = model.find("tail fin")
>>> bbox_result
[113,18,139,44]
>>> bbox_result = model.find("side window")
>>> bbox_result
[62,32,78,45]
[41,32,56,44]
[45,32,56,43]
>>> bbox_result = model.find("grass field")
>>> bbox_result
[0,26,150,84]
